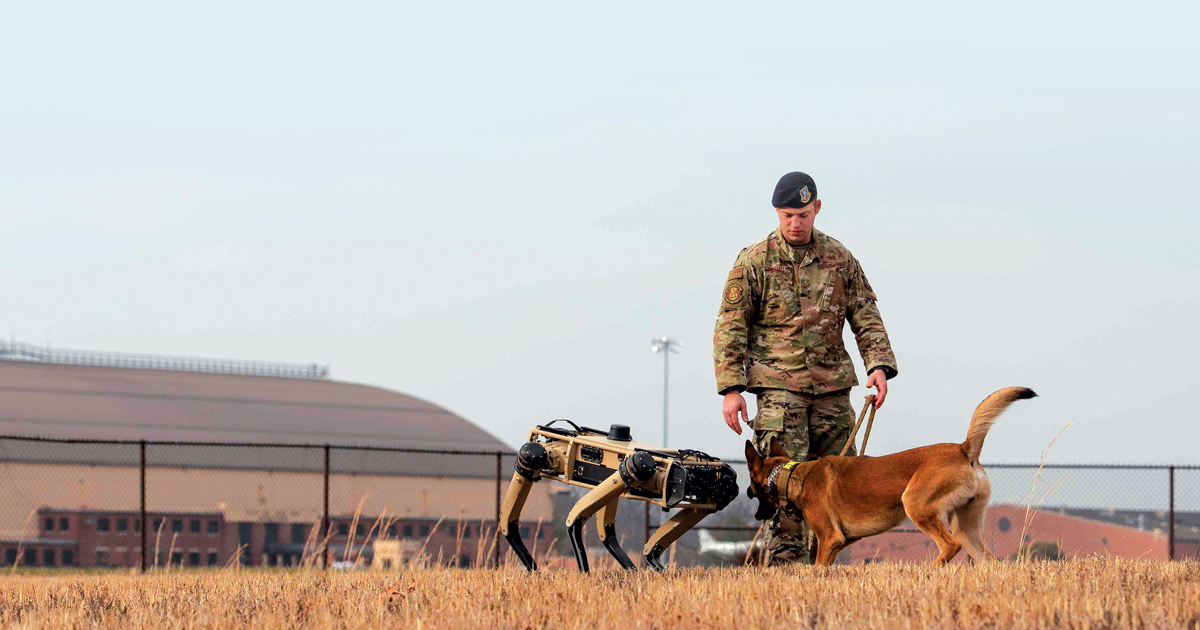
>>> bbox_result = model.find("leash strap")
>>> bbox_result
[839,395,879,457]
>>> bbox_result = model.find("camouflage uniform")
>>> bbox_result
[714,227,897,564]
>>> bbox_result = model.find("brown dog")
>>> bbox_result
[744,386,1036,565]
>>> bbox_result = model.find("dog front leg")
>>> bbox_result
[808,521,848,566]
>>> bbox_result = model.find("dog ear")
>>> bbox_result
[744,440,761,475]
[768,436,788,459]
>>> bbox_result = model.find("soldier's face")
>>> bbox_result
[776,200,820,245]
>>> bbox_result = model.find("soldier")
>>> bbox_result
[713,171,898,565]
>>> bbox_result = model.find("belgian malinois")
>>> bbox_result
[744,386,1037,565]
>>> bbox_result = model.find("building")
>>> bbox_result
[0,344,553,568]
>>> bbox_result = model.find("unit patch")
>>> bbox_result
[799,186,811,204]
[725,284,743,304]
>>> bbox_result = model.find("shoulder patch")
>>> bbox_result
[727,268,744,280]
[724,284,744,305]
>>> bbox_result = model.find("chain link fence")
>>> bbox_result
[1,435,1196,569]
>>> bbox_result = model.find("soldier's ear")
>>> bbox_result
[769,437,788,459]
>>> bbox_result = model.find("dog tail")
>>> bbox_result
[961,387,1038,463]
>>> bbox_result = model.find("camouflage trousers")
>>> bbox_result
[752,387,856,566]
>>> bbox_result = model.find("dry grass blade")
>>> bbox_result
[9,509,36,574]
[1018,419,1073,562]
[343,495,369,563]
[152,517,166,569]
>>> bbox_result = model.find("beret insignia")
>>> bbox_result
[799,186,810,204]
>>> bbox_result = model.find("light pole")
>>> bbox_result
[647,336,682,561]
[650,337,682,447]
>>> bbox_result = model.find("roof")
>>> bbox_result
[0,361,506,450]
[0,361,513,476]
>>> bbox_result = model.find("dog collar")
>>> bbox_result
[767,460,800,506]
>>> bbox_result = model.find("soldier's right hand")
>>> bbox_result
[722,392,750,435]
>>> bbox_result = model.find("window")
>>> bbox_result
[355,523,364,537]
[265,523,279,545]
[419,524,430,537]
[536,529,544,540]
[95,550,108,567]
[238,523,252,546]
[519,527,529,539]
[337,523,348,536]
[4,549,16,564]
[190,520,201,534]
[403,525,413,539]
[60,517,69,531]
[116,518,128,532]
[208,520,219,535]
[997,517,1012,532]
[134,519,141,533]
[459,555,469,568]
[463,525,471,539]
[153,518,163,532]
[171,519,183,533]
[24,549,36,565]
[207,552,218,566]
[170,551,183,566]
[386,524,396,538]
[291,523,308,543]
[45,517,55,532]
[62,550,73,566]
[97,518,110,532]
[42,550,55,566]
[188,552,200,566]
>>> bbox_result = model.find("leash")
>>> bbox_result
[839,394,878,457]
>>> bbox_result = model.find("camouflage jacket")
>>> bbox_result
[713,228,897,395]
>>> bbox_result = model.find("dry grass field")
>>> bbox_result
[1,559,1197,629]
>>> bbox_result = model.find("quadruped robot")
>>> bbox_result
[500,420,739,572]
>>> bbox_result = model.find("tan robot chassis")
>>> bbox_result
[500,421,738,572]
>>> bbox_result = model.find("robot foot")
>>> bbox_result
[643,545,666,571]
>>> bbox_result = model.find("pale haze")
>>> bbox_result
[3,2,1198,465]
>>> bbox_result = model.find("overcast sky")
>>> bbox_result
[3,1,1198,466]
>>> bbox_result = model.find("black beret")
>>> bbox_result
[772,172,817,209]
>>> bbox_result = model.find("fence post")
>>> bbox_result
[323,444,330,570]
[140,440,147,572]
[494,452,502,569]
[1169,466,1175,561]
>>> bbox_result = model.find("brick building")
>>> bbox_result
[0,346,554,569]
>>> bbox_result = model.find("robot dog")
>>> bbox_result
[500,420,738,572]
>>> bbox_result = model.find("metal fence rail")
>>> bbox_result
[0,434,1195,569]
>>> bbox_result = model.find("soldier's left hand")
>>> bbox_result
[865,370,888,409]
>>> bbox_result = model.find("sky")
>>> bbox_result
[2,1,1199,468]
